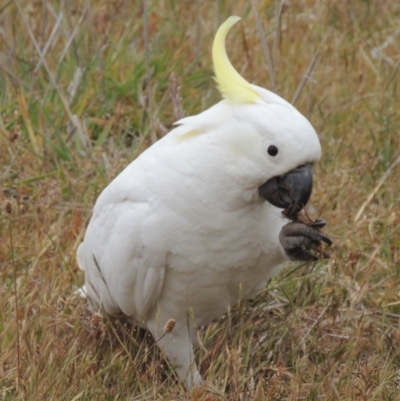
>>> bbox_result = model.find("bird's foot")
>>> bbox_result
[279,221,332,262]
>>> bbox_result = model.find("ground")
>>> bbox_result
[1,1,400,400]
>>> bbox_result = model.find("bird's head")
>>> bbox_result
[175,16,321,216]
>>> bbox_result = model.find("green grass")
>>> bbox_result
[1,0,400,399]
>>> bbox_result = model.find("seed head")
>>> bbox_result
[91,312,104,330]
[164,318,176,334]
[5,201,12,214]
[2,194,16,216]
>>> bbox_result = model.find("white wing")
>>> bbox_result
[77,172,166,319]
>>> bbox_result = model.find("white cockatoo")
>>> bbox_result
[77,16,331,389]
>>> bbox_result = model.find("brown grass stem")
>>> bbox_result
[168,72,185,121]
[143,0,156,144]
[7,206,20,390]
[273,0,285,87]
[355,153,400,222]
[291,51,319,106]
[251,0,275,92]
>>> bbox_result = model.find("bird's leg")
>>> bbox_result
[146,316,202,390]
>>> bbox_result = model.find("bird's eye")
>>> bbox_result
[267,145,278,156]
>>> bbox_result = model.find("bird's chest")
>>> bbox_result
[151,198,286,324]
[162,248,283,325]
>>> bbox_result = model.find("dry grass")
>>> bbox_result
[1,0,400,400]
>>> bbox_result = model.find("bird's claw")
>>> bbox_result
[279,221,332,262]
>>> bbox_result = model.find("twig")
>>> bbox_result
[168,72,184,121]
[370,27,400,67]
[33,7,63,74]
[195,0,201,59]
[54,6,86,72]
[5,200,20,389]
[373,310,400,319]
[64,0,81,65]
[46,1,82,64]
[292,51,319,105]
[307,66,314,118]
[273,0,285,90]
[143,0,157,144]
[40,2,87,105]
[251,0,275,92]
[354,153,400,222]
[281,261,309,280]
[40,0,47,49]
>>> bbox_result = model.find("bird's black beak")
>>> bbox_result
[259,164,313,219]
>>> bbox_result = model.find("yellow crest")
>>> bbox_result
[212,16,260,103]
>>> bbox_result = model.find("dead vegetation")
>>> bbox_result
[1,0,399,400]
